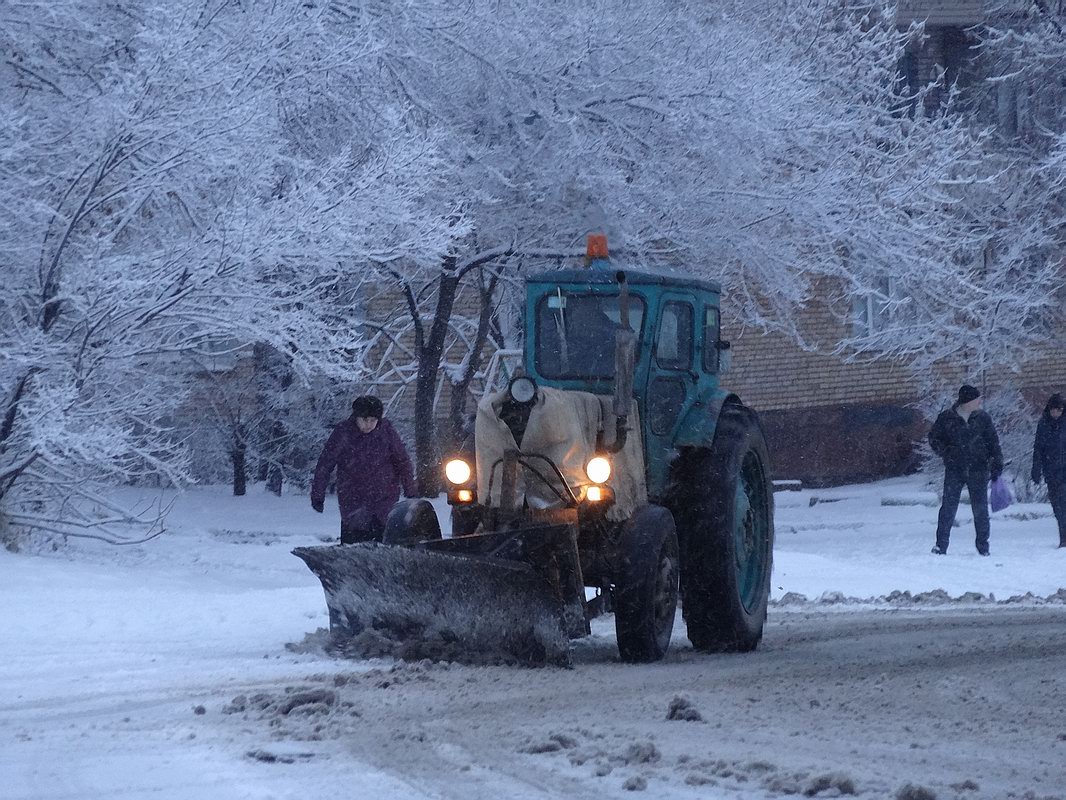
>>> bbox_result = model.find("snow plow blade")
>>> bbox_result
[293,543,571,667]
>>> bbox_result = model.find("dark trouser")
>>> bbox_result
[340,515,384,544]
[1048,480,1066,546]
[935,467,990,554]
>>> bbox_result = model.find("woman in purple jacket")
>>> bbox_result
[311,396,416,543]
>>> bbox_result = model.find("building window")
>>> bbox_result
[994,76,1065,141]
[939,26,974,93]
[852,277,905,337]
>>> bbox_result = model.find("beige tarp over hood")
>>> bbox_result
[474,386,646,521]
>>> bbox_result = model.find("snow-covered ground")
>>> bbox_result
[3,477,1065,799]
[771,477,1066,602]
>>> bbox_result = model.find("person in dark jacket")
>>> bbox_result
[310,395,416,543]
[1031,393,1066,548]
[928,384,1003,556]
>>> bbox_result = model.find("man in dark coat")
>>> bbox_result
[1031,393,1066,548]
[928,384,1003,556]
[311,395,416,543]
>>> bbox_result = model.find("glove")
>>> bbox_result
[311,497,324,513]
[1031,471,1042,485]
[990,469,1002,483]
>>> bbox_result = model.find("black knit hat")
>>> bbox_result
[957,384,981,405]
[351,395,384,419]
[1048,393,1065,410]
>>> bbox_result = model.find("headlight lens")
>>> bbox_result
[509,376,537,404]
[444,458,472,485]
[585,456,611,484]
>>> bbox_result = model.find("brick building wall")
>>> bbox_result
[896,1,983,25]
[722,283,1066,485]
[717,0,1065,485]
[352,262,1065,487]
[166,271,490,487]
[355,277,490,455]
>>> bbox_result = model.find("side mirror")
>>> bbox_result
[717,340,732,373]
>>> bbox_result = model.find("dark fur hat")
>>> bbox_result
[351,395,384,419]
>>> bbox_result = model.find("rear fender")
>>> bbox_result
[671,392,741,449]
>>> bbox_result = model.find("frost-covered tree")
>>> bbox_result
[187,344,343,497]
[0,1,460,540]
[5,0,1056,525]
[345,1,1030,490]
[832,2,1065,381]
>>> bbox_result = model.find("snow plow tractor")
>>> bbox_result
[295,235,774,666]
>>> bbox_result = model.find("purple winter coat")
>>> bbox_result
[311,417,416,527]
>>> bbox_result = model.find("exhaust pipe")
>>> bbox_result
[603,270,635,454]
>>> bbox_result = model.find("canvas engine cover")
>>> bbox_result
[474,386,646,520]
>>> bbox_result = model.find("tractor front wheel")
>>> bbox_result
[614,505,680,663]
[674,405,774,652]
[450,504,483,537]
[383,499,443,546]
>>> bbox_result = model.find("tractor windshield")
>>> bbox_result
[535,290,645,379]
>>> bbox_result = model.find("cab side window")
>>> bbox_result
[656,302,693,370]
[703,306,720,372]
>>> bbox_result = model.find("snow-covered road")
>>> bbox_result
[249,607,1066,800]
[3,479,1065,799]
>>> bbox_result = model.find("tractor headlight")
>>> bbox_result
[444,458,472,485]
[508,375,537,404]
[583,484,614,506]
[585,456,611,484]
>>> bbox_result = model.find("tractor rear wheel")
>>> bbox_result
[674,406,774,652]
[614,505,680,663]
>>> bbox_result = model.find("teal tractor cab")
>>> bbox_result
[295,235,774,665]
